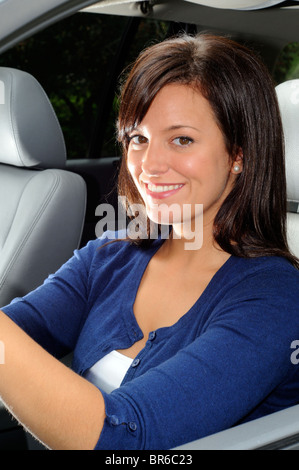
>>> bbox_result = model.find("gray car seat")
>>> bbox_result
[0,67,86,307]
[276,79,299,258]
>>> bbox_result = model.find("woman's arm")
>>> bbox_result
[0,310,105,450]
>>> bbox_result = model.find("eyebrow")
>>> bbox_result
[131,124,201,133]
[166,125,200,132]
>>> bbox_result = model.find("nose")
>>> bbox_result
[141,140,169,177]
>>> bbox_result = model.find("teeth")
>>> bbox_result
[148,184,182,193]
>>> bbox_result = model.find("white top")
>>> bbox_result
[83,350,133,394]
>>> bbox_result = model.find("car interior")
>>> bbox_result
[0,66,86,307]
[0,0,299,450]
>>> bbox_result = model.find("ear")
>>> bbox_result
[231,150,243,175]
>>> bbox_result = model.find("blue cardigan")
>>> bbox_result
[2,232,299,450]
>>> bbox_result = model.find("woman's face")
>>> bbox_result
[127,84,241,232]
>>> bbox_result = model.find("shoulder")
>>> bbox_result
[219,255,299,309]
[81,230,141,258]
[225,255,299,283]
[82,230,128,252]
[205,256,299,346]
[76,230,162,270]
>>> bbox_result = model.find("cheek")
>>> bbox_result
[127,155,141,183]
[181,148,231,178]
[175,154,212,180]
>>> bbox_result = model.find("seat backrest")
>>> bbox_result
[0,67,86,306]
[276,79,299,259]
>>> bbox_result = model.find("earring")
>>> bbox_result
[233,164,241,173]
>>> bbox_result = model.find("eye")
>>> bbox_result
[129,135,148,145]
[173,136,194,147]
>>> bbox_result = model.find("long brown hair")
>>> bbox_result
[117,33,299,268]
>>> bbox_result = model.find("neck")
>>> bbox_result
[160,220,230,271]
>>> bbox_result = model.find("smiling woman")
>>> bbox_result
[118,33,297,265]
[126,83,240,234]
[0,33,299,451]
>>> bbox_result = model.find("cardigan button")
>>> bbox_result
[132,358,140,368]
[110,415,119,426]
[128,421,137,432]
[148,331,156,341]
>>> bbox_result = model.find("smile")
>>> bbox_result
[145,183,184,199]
[147,183,183,193]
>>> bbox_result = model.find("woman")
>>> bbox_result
[0,34,299,450]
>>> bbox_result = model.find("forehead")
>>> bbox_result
[136,83,218,131]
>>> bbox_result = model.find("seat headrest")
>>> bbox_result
[0,67,66,169]
[276,79,299,203]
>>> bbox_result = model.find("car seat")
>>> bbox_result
[0,67,86,307]
[276,79,299,259]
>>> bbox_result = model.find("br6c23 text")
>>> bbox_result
[148,455,193,465]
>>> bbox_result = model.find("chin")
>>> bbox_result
[146,205,182,226]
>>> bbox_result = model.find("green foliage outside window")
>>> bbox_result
[0,13,168,158]
[3,11,297,159]
[273,42,299,84]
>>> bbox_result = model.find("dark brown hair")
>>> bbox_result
[117,33,298,267]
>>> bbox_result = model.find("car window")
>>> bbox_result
[273,42,299,83]
[0,12,169,159]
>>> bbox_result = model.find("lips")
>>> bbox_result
[145,183,184,199]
